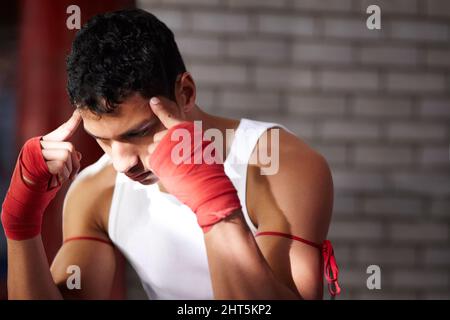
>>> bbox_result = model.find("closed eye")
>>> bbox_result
[126,126,153,139]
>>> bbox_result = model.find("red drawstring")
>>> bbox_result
[322,240,341,296]
[255,231,341,297]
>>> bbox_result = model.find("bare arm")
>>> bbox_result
[204,129,333,299]
[7,165,117,299]
[6,236,63,299]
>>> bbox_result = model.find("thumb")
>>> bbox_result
[149,97,181,129]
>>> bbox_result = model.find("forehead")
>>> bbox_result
[80,94,152,134]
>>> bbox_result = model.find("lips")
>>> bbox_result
[127,171,152,181]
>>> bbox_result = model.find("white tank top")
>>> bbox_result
[77,118,285,299]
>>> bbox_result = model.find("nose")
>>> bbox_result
[110,140,139,173]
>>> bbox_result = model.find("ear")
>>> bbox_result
[174,72,196,114]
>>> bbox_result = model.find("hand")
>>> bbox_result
[39,110,82,189]
[147,97,241,233]
[1,110,83,240]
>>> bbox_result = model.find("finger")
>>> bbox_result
[149,97,181,129]
[42,109,82,142]
[46,159,70,178]
[49,175,59,189]
[46,163,67,188]
[42,149,73,174]
[40,141,75,153]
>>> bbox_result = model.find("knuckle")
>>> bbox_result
[55,163,65,172]
[66,143,74,153]
[62,150,70,161]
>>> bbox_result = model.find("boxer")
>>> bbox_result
[1,9,340,300]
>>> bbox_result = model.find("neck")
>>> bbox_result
[187,105,240,136]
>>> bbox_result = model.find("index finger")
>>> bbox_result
[42,110,82,142]
[149,97,181,129]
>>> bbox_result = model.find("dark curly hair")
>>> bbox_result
[67,8,186,115]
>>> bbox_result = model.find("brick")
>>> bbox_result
[251,115,316,141]
[389,222,449,242]
[218,89,279,112]
[353,97,412,117]
[330,244,352,265]
[255,66,313,89]
[337,268,369,289]
[332,170,385,192]
[430,199,450,218]
[419,146,450,166]
[228,0,287,9]
[226,38,288,62]
[160,0,221,5]
[391,173,450,196]
[192,12,250,34]
[354,146,414,167]
[425,0,450,18]
[386,72,446,93]
[293,42,354,64]
[287,95,346,116]
[356,246,416,265]
[313,144,348,166]
[426,49,450,68]
[328,221,384,241]
[360,45,418,66]
[358,291,419,300]
[424,248,450,266]
[419,98,450,117]
[257,14,315,37]
[321,120,380,140]
[323,18,382,39]
[195,89,216,112]
[332,194,358,215]
[359,0,419,15]
[320,71,379,91]
[387,122,448,142]
[176,35,222,59]
[145,8,187,32]
[362,196,423,216]
[292,0,353,12]
[390,21,448,42]
[423,292,450,300]
[189,63,248,86]
[392,270,449,289]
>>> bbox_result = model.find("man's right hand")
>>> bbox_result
[1,110,82,240]
[38,110,82,189]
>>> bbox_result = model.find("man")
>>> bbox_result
[1,8,340,300]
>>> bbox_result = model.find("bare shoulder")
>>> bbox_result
[247,127,333,242]
[62,161,117,240]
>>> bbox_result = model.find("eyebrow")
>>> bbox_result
[84,117,156,140]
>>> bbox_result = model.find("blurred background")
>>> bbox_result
[0,0,449,299]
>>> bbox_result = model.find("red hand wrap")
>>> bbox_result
[149,122,241,233]
[1,136,60,240]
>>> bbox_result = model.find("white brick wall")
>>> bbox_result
[136,0,450,300]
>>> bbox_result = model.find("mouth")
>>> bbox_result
[127,171,154,182]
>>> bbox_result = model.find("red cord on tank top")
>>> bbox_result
[254,231,341,297]
[63,236,114,247]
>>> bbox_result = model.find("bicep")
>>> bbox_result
[50,169,117,299]
[50,240,116,299]
[252,133,334,299]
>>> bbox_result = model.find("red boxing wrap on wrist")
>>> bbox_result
[1,136,60,240]
[149,122,241,233]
